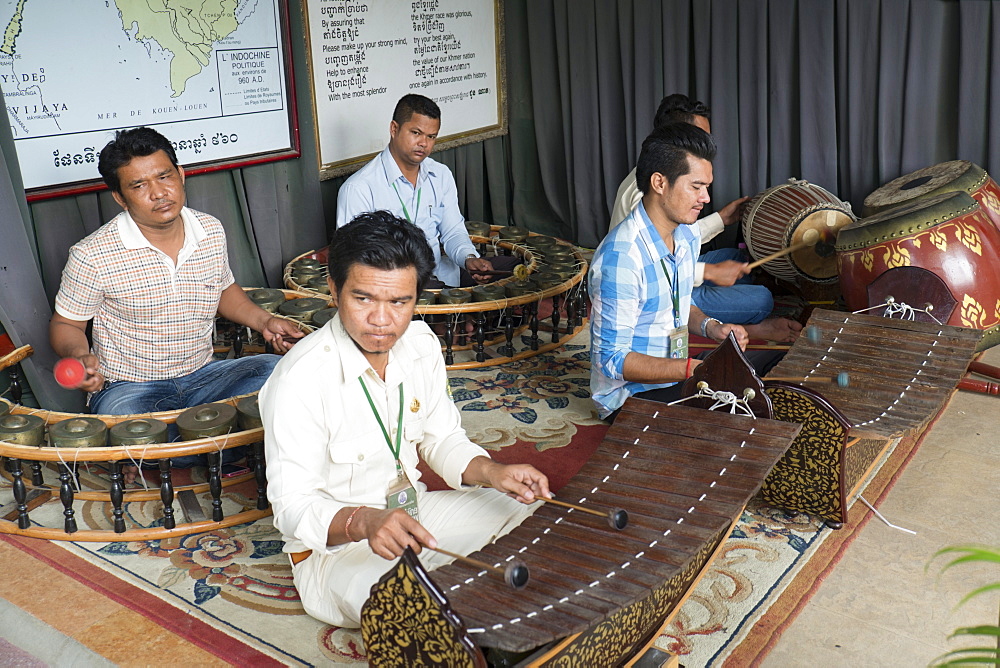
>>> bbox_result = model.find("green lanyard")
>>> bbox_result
[359,376,404,461]
[391,182,421,226]
[659,258,683,329]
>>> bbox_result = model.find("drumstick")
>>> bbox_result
[746,228,836,270]
[768,372,850,387]
[426,546,529,589]
[467,269,514,277]
[535,496,629,530]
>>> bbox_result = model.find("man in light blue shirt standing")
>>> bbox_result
[590,123,782,420]
[336,94,499,287]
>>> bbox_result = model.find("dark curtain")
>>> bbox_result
[517,0,1000,248]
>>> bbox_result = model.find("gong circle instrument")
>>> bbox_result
[284,225,589,370]
[742,178,856,284]
[0,393,268,541]
[863,159,1000,229]
[836,191,1000,350]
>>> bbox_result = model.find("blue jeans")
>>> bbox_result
[90,356,279,467]
[693,248,773,325]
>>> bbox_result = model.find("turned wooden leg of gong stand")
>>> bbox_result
[529,301,540,350]
[501,310,515,357]
[444,317,456,365]
[474,312,487,363]
[109,461,126,533]
[159,460,177,530]
[550,294,561,344]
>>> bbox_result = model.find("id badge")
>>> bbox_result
[386,472,419,521]
[668,325,689,359]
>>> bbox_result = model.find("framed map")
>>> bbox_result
[304,0,506,179]
[0,0,298,200]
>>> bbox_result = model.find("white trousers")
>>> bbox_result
[291,487,537,628]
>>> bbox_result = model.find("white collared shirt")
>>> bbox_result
[260,316,488,555]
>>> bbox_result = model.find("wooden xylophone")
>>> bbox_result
[361,399,801,666]
[759,308,980,526]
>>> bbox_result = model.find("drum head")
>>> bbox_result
[788,208,855,280]
[863,160,980,213]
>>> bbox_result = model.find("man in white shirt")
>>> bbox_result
[260,211,550,627]
[610,94,801,342]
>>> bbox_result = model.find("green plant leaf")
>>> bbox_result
[949,625,1000,639]
[957,582,1000,608]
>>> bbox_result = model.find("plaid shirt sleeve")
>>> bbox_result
[54,245,104,322]
[589,245,642,381]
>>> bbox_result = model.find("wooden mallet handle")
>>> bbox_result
[536,496,629,530]
[427,546,529,589]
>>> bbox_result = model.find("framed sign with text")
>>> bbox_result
[1,0,299,201]
[304,0,506,179]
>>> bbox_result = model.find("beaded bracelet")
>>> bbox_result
[344,505,366,542]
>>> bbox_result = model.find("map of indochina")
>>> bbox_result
[0,0,291,191]
[116,0,239,98]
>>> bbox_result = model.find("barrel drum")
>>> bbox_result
[836,191,1000,350]
[742,178,856,284]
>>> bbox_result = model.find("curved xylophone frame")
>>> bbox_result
[0,393,268,541]
[284,228,589,370]
[756,309,980,527]
[678,313,981,528]
[360,393,801,665]
[0,287,324,541]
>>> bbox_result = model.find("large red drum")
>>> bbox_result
[836,191,1000,351]
[862,160,1000,230]
[742,179,856,284]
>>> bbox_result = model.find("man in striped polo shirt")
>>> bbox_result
[49,127,302,476]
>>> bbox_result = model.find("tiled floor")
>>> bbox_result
[764,345,1000,667]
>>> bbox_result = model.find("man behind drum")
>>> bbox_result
[335,93,516,288]
[610,94,801,343]
[591,123,783,421]
[50,127,303,479]
[260,211,550,628]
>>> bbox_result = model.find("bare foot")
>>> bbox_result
[745,317,803,343]
[123,465,139,485]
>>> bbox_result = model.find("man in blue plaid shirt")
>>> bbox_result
[590,123,781,420]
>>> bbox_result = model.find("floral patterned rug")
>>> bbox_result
[0,331,921,666]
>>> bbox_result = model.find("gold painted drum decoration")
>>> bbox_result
[742,178,856,284]
[863,160,1000,229]
[836,191,1000,350]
